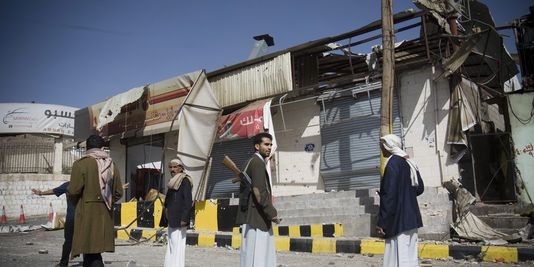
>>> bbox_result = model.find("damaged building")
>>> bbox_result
[73,0,532,240]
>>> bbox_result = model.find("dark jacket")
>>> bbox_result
[236,154,277,231]
[164,177,193,228]
[377,155,424,239]
[52,182,75,222]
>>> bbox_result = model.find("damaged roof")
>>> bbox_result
[208,0,518,103]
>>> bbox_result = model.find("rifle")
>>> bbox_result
[221,155,252,186]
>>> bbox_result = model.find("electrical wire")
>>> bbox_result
[507,95,534,125]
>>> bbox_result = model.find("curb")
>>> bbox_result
[116,229,534,263]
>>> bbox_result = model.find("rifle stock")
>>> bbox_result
[222,155,241,175]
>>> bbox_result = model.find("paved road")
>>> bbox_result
[0,225,530,267]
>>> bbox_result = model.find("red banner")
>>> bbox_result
[217,99,269,141]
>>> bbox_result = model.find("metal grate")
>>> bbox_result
[0,142,55,174]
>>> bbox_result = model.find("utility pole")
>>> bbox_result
[380,0,395,174]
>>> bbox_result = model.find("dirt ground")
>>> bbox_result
[0,222,531,267]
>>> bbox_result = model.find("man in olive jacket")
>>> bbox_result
[237,132,280,267]
[68,135,123,267]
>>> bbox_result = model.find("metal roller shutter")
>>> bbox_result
[319,88,401,191]
[205,138,254,198]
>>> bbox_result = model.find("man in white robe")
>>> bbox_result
[377,134,424,267]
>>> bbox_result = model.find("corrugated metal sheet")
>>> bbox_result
[209,53,293,108]
[320,88,401,191]
[205,138,254,199]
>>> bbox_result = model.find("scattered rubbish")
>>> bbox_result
[0,225,41,233]
[41,212,65,231]
[494,257,505,263]
[444,178,521,243]
[126,260,137,267]
[38,249,48,254]
[25,242,33,245]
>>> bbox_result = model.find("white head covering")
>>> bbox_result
[380,134,419,187]
[169,158,183,167]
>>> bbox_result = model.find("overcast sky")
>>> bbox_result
[0,0,531,108]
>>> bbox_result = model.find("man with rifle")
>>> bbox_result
[223,132,280,267]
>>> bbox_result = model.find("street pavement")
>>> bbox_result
[0,223,532,266]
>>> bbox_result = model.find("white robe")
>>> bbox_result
[383,229,419,267]
[240,224,276,267]
[165,226,187,267]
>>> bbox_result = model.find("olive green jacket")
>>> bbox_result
[236,154,277,231]
[68,157,123,257]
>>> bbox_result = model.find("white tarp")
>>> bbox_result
[177,71,222,200]
[0,103,77,136]
[446,78,480,145]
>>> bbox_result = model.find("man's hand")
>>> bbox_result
[271,217,281,224]
[376,226,385,236]
[31,189,42,196]
[122,183,129,189]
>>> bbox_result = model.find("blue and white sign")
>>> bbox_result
[0,103,78,136]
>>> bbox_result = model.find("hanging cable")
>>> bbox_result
[507,95,534,125]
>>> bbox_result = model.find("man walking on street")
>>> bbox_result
[376,134,424,267]
[236,132,280,267]
[68,135,123,267]
[32,182,74,267]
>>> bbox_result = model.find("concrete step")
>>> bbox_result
[275,197,362,210]
[477,215,529,229]
[278,206,366,218]
[275,190,357,203]
[469,204,519,217]
[359,196,380,206]
[278,214,372,237]
[355,188,380,198]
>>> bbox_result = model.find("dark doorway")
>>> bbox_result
[125,135,164,201]
[469,133,516,203]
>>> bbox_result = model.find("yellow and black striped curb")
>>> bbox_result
[114,199,344,237]
[231,224,344,238]
[116,230,534,263]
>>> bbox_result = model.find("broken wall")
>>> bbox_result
[399,67,460,186]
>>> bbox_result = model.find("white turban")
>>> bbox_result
[380,134,419,187]
[169,158,183,167]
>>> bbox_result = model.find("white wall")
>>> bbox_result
[0,174,69,219]
[271,98,324,196]
[399,67,460,187]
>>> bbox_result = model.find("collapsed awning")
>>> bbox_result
[75,72,196,138]
[75,70,222,200]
